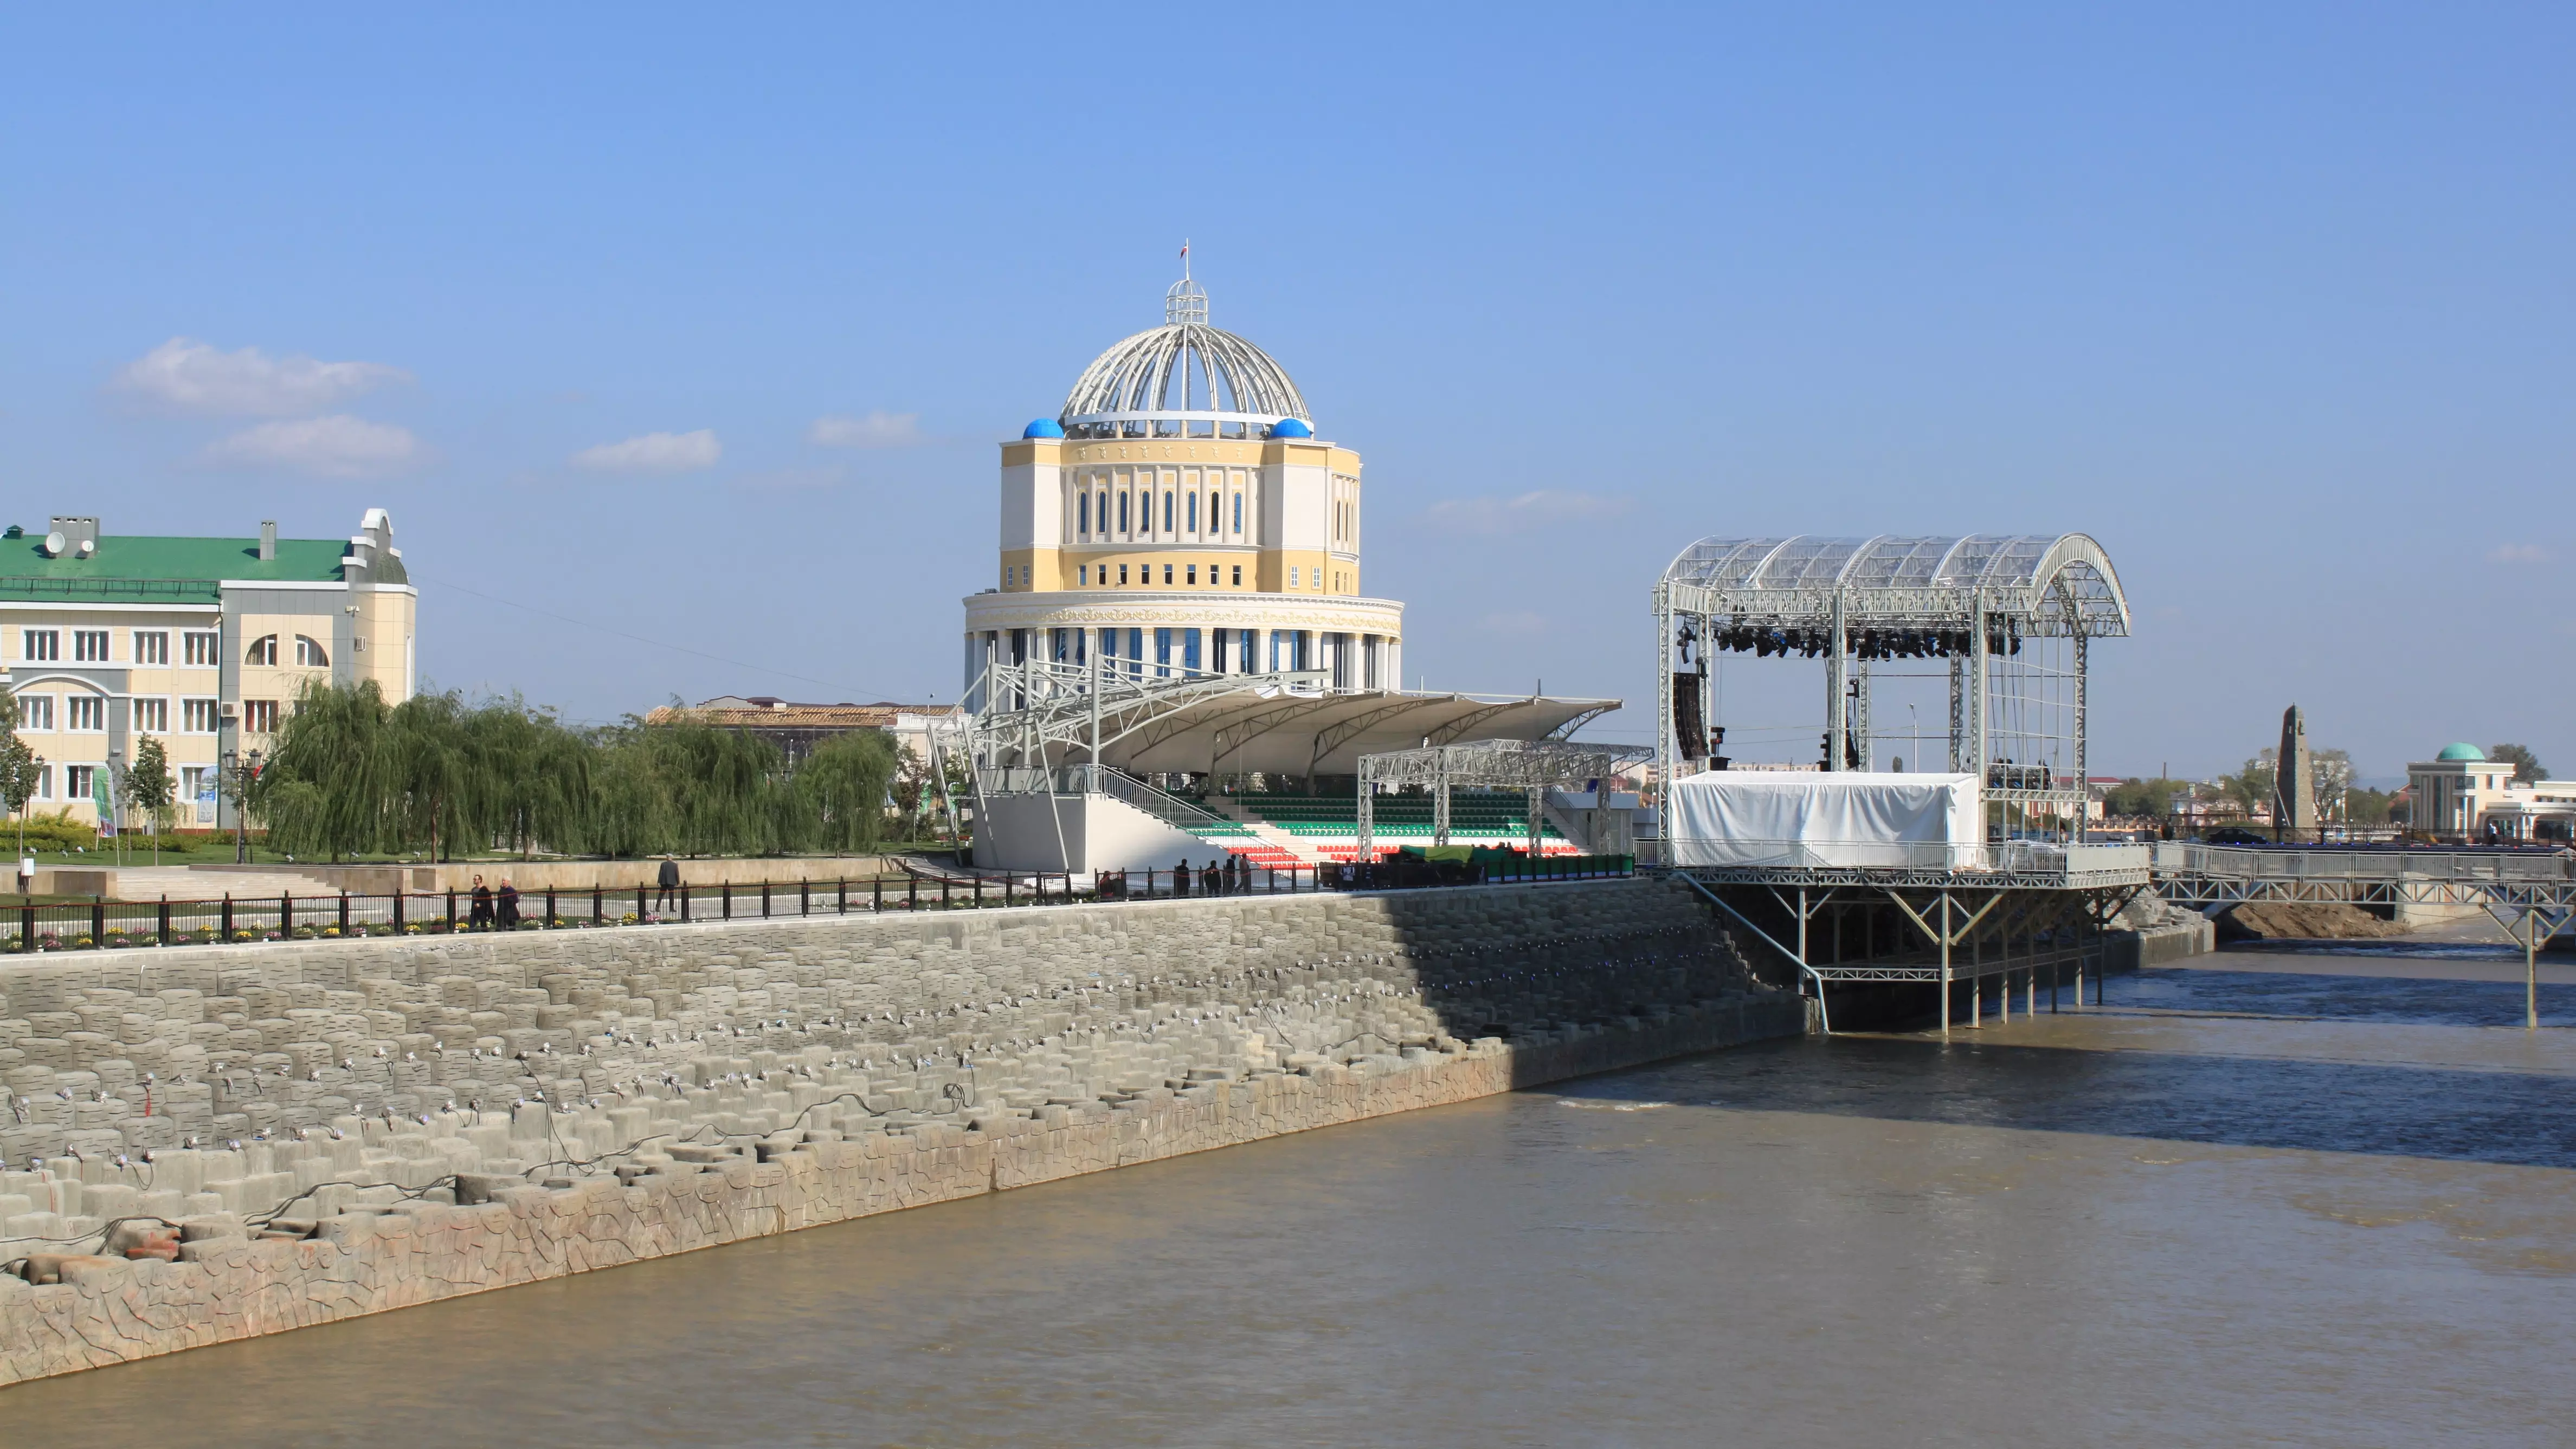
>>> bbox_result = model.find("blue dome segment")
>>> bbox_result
[1268,417,1312,438]
[1022,418,1066,439]
[2436,742,2485,762]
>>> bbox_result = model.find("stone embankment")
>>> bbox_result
[0,878,1798,1386]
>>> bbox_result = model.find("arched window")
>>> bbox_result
[295,635,329,667]
[245,635,278,666]
[1079,492,1090,537]
[1163,491,1174,532]
[1118,492,1130,534]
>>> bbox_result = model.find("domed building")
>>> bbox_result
[962,273,1402,699]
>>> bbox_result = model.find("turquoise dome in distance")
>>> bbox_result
[2436,742,2485,761]
[1268,417,1312,439]
[1023,418,1066,439]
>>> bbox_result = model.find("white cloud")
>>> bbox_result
[572,429,722,473]
[2489,544,2548,564]
[808,411,924,448]
[201,415,424,478]
[114,337,409,416]
[1417,490,1632,535]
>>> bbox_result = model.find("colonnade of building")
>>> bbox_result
[965,624,1399,711]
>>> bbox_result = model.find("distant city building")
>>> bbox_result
[962,268,1404,702]
[2407,743,2574,841]
[643,697,955,766]
[0,510,415,827]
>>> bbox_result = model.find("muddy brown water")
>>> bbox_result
[8,943,2575,1447]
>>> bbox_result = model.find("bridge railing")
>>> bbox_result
[1670,838,2148,878]
[2152,843,2576,883]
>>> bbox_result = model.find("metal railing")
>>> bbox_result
[1,855,1639,951]
[2152,842,2575,884]
[1668,838,2149,876]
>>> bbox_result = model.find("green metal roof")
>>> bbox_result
[0,532,351,604]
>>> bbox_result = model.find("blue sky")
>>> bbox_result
[3,5,2567,782]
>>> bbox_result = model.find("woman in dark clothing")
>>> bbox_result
[495,879,521,929]
[468,875,494,929]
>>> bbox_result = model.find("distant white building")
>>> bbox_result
[2407,743,2574,842]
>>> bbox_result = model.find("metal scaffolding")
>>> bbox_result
[1355,739,1649,859]
[1654,534,2133,842]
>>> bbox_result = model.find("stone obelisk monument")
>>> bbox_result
[2276,704,2316,842]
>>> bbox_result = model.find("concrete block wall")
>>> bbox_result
[0,879,1800,1384]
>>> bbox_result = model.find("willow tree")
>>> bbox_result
[388,691,475,860]
[461,695,591,858]
[256,678,396,859]
[797,730,898,853]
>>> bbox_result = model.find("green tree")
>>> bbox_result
[2488,743,2547,784]
[256,679,396,860]
[796,730,898,853]
[126,735,175,865]
[388,691,475,861]
[0,690,46,860]
[2220,750,2277,818]
[2346,785,2395,827]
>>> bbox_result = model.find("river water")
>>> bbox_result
[10,944,2576,1447]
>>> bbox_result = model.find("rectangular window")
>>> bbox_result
[1079,493,1090,536]
[18,695,53,731]
[182,766,216,823]
[67,765,93,802]
[1186,564,1196,585]
[1155,627,1173,679]
[34,764,50,799]
[1078,565,1089,585]
[1117,564,1128,585]
[1163,492,1174,532]
[1182,628,1201,674]
[243,699,279,733]
[1231,565,1242,587]
[134,630,170,666]
[133,697,168,733]
[183,698,221,733]
[68,695,105,731]
[1233,493,1243,534]
[73,630,109,662]
[1187,493,1198,532]
[1118,492,1130,534]
[184,631,219,667]
[22,630,59,662]
[1290,566,1301,588]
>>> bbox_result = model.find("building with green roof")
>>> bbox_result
[1,508,415,831]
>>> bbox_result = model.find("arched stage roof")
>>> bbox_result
[1659,534,2131,636]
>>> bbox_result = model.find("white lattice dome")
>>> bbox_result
[1057,277,1311,440]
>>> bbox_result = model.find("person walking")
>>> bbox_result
[1171,856,1190,898]
[495,878,521,930]
[468,874,494,930]
[655,855,680,912]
